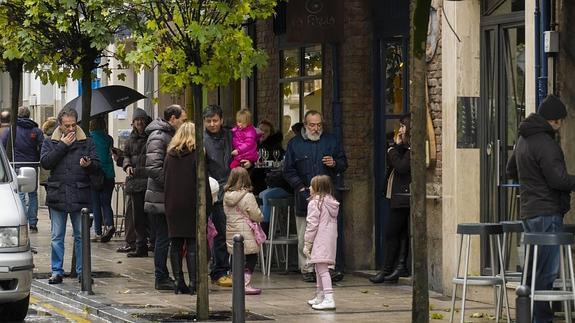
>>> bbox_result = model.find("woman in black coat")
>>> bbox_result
[370,114,411,284]
[164,122,197,295]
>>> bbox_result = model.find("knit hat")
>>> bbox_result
[538,95,567,120]
[132,108,148,121]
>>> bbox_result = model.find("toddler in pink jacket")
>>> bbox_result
[303,175,340,310]
[230,109,259,169]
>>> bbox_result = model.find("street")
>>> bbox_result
[25,293,107,323]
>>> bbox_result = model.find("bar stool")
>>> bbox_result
[499,221,524,283]
[522,232,575,323]
[450,223,510,323]
[263,197,297,276]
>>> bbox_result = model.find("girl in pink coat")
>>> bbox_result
[230,109,259,169]
[303,175,340,310]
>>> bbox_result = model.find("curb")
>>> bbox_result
[32,279,147,323]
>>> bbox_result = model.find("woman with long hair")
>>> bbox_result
[164,122,197,294]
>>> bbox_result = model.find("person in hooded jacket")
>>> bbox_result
[370,114,411,284]
[506,94,575,323]
[145,104,188,290]
[7,107,44,232]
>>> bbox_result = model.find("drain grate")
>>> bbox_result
[132,310,272,321]
[34,271,121,279]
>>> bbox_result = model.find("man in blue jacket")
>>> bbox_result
[284,110,347,282]
[8,107,44,232]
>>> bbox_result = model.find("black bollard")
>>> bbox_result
[232,234,245,323]
[516,285,531,323]
[80,208,93,295]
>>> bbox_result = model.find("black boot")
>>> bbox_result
[170,245,190,294]
[369,266,393,283]
[384,239,410,283]
[185,243,196,295]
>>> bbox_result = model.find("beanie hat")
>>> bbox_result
[132,108,148,121]
[538,95,567,120]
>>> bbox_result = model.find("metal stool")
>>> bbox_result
[450,223,510,323]
[522,232,575,323]
[499,221,524,283]
[263,197,297,276]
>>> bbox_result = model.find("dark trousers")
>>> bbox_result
[130,192,151,250]
[153,213,170,280]
[124,195,136,246]
[383,208,410,270]
[245,254,258,273]
[209,203,230,280]
[170,237,196,282]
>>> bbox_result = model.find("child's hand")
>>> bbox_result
[303,242,312,258]
[232,149,238,156]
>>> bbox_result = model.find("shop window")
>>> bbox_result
[280,45,322,138]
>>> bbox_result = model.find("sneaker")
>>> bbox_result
[29,225,38,233]
[302,272,316,283]
[116,244,135,253]
[100,226,116,243]
[307,292,324,305]
[48,275,63,285]
[91,234,102,242]
[312,294,336,310]
[212,275,233,287]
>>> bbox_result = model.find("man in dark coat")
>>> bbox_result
[283,110,347,282]
[9,107,44,232]
[203,104,253,287]
[145,104,187,290]
[119,108,153,257]
[507,94,575,322]
[40,107,99,285]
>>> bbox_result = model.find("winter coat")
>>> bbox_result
[39,127,55,186]
[231,124,259,165]
[304,195,339,265]
[224,190,263,255]
[10,118,44,166]
[164,148,197,238]
[144,118,175,215]
[506,113,575,219]
[204,128,232,201]
[122,129,149,194]
[40,127,100,213]
[283,129,347,216]
[386,143,411,209]
[90,129,115,180]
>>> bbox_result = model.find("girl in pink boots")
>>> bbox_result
[223,167,264,295]
[303,175,340,310]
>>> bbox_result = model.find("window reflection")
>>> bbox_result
[304,45,322,76]
[384,41,404,115]
[281,49,300,79]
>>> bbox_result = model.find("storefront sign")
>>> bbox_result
[286,0,343,43]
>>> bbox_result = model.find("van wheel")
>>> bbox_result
[2,294,29,321]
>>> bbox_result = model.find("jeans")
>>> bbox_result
[19,191,38,227]
[258,187,290,223]
[522,215,563,323]
[153,213,170,280]
[209,203,230,280]
[50,209,82,276]
[91,178,115,235]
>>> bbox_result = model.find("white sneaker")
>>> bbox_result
[307,292,324,305]
[312,293,335,310]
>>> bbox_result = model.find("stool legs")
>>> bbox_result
[450,234,465,323]
[496,235,511,322]
[460,234,471,323]
[568,246,575,323]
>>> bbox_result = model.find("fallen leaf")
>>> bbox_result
[430,313,444,320]
[360,290,369,294]
[470,312,484,318]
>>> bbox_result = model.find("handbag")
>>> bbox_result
[236,206,267,245]
[207,217,218,250]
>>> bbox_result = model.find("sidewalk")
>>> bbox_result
[30,208,501,322]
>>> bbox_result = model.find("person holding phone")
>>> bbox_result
[40,107,100,285]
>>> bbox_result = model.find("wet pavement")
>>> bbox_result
[28,208,510,322]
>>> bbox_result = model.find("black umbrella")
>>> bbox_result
[62,85,146,122]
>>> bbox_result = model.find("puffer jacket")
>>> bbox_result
[304,195,339,265]
[40,127,100,213]
[231,124,259,164]
[224,189,263,255]
[144,118,175,215]
[123,129,148,194]
[12,118,44,166]
[204,128,232,201]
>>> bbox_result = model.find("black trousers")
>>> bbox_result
[209,203,230,280]
[383,208,410,270]
[130,192,152,250]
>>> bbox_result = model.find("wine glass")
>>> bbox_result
[273,149,281,162]
[261,150,269,163]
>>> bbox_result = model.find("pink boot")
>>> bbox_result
[244,272,262,295]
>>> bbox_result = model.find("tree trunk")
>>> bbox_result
[409,0,431,322]
[6,59,23,162]
[80,66,93,134]
[192,83,209,320]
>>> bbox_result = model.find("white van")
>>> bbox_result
[0,144,36,320]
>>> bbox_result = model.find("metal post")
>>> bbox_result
[81,208,93,295]
[232,234,245,323]
[516,285,531,323]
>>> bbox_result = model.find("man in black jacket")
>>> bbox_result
[507,95,575,323]
[145,105,187,290]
